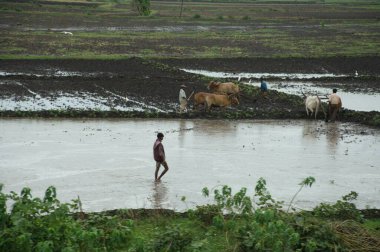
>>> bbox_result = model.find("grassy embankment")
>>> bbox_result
[1,178,380,251]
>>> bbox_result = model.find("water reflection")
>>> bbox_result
[150,181,169,209]
[326,123,340,155]
[302,121,321,142]
[178,119,188,148]
[193,120,236,136]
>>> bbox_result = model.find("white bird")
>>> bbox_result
[61,31,73,36]
[125,96,129,102]
[355,70,358,77]
[238,76,241,82]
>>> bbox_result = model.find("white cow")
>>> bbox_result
[305,95,326,119]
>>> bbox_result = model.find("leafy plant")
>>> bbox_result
[254,177,283,209]
[131,0,151,16]
[0,186,133,251]
[192,204,221,225]
[312,191,364,222]
[287,176,316,212]
[238,209,300,251]
[292,213,345,251]
[150,224,192,252]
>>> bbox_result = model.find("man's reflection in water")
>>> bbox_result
[302,121,320,141]
[150,181,169,209]
[178,119,187,148]
[326,122,340,155]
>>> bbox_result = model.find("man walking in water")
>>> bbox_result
[153,132,169,181]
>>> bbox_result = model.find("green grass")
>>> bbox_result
[0,0,379,59]
[364,219,380,233]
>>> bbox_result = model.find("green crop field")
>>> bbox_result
[0,0,379,59]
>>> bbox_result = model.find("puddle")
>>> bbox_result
[0,93,165,112]
[0,70,114,78]
[1,119,379,212]
[182,69,351,80]
[182,69,380,112]
[0,80,167,112]
[14,24,328,33]
[21,26,249,32]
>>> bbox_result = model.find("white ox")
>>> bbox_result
[305,95,326,119]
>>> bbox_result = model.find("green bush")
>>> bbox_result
[312,191,364,222]
[292,213,345,251]
[0,185,133,251]
[192,204,221,225]
[238,209,300,251]
[150,224,192,252]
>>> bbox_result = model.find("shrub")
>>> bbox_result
[150,224,192,251]
[292,213,345,251]
[312,191,364,222]
[0,186,133,251]
[238,209,300,251]
[192,204,221,225]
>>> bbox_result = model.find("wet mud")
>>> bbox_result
[0,58,379,127]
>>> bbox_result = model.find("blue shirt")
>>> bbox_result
[260,81,268,92]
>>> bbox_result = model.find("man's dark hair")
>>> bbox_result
[157,132,164,138]
[333,88,338,93]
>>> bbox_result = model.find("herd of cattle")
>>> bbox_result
[193,81,240,111]
[190,80,329,119]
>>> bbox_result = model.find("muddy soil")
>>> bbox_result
[1,58,379,116]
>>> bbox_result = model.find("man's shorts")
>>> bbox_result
[156,160,167,166]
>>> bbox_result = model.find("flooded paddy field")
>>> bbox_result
[0,118,379,212]
[1,58,379,116]
[183,69,380,112]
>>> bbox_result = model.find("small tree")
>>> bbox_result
[132,0,151,16]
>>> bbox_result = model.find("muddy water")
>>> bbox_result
[0,119,379,212]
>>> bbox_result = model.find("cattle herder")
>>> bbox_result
[179,84,188,113]
[178,84,194,113]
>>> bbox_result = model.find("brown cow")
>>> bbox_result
[208,81,240,96]
[194,92,239,112]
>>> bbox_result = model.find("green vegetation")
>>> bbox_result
[131,0,151,16]
[0,0,379,59]
[1,178,379,251]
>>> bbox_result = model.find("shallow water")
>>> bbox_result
[1,119,379,212]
